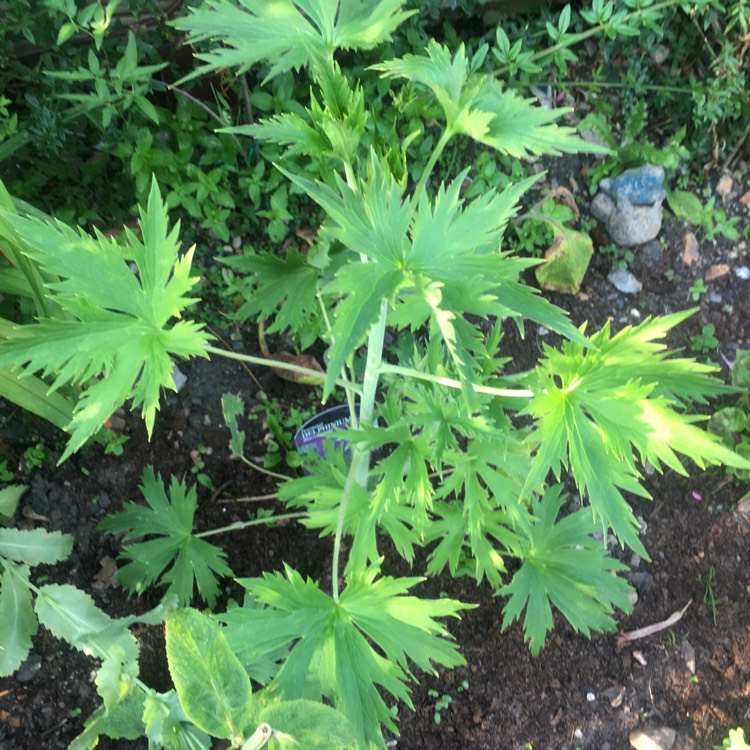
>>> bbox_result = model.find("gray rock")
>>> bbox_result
[16,653,42,683]
[639,240,663,266]
[592,165,666,246]
[608,269,643,294]
[630,727,677,750]
[735,266,750,280]
[629,571,654,593]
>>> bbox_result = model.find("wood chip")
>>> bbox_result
[705,264,729,281]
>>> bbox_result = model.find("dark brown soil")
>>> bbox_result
[1,161,748,750]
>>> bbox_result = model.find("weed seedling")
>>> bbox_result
[427,689,453,725]
[697,566,721,625]
[690,324,719,353]
[688,278,708,301]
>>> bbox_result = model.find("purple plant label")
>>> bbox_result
[294,404,353,461]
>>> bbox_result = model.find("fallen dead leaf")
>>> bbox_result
[740,190,750,206]
[682,232,700,266]
[92,556,120,590]
[266,351,325,385]
[705,264,730,281]
[547,186,580,221]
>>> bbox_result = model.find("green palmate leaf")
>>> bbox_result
[166,608,252,744]
[227,565,468,749]
[500,486,633,656]
[173,0,414,82]
[35,584,138,664]
[522,312,749,554]
[0,178,210,460]
[0,527,73,566]
[0,562,37,675]
[222,248,320,345]
[99,467,233,607]
[373,41,606,157]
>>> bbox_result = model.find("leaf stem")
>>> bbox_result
[412,127,453,205]
[204,344,363,394]
[195,512,307,539]
[377,363,533,399]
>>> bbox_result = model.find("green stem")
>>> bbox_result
[237,454,289,482]
[377,363,534,399]
[195,512,307,539]
[412,127,453,205]
[510,79,693,95]
[330,299,389,601]
[204,344,363,395]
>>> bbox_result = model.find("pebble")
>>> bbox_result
[736,266,750,280]
[629,727,676,750]
[716,174,733,199]
[586,692,596,702]
[639,240,662,266]
[171,364,188,391]
[629,571,654,593]
[680,639,696,674]
[608,269,643,294]
[16,654,42,683]
[681,232,699,266]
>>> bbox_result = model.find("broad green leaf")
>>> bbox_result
[257,697,356,749]
[500,487,633,655]
[99,466,233,607]
[35,584,138,663]
[0,485,26,518]
[166,608,252,743]
[173,0,414,82]
[534,228,593,294]
[0,527,73,566]
[231,565,468,749]
[143,690,211,750]
[0,562,37,675]
[0,178,210,460]
[69,681,148,749]
[666,189,704,224]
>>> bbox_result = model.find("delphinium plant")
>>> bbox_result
[0,1,748,748]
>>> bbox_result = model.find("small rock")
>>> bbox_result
[649,45,670,65]
[171,364,187,391]
[629,571,654,593]
[608,269,643,294]
[708,292,722,304]
[630,727,676,750]
[735,266,750,280]
[232,235,242,250]
[639,240,663,266]
[591,165,666,247]
[586,692,596,702]
[716,174,733,199]
[705,264,729,281]
[681,232,700,266]
[16,654,42,683]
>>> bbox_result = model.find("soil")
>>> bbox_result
[1,160,749,749]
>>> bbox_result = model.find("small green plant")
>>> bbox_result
[667,190,742,242]
[0,459,14,483]
[95,427,130,456]
[688,279,709,302]
[709,349,750,481]
[697,566,721,625]
[690,323,719,353]
[716,727,750,750]
[22,440,49,472]
[427,689,452,725]
[190,443,214,489]
[1,2,749,747]
[600,242,635,271]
